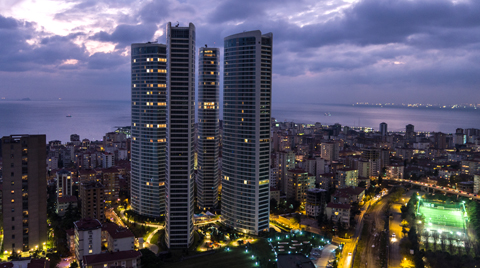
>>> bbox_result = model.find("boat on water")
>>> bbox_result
[324,112,331,116]
[66,115,72,117]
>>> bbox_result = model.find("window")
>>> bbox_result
[12,226,15,230]
[88,249,93,254]
[11,199,14,203]
[12,235,15,239]
[12,217,15,221]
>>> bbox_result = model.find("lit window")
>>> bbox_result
[11,190,14,194]
[158,102,166,106]
[158,69,166,73]
[157,124,166,128]
[158,58,166,62]
[159,182,165,186]
[147,58,150,62]
[11,199,14,203]
[244,139,248,143]
[203,102,215,109]
[206,137,215,140]
[211,61,214,64]
[133,84,136,87]
[244,180,248,184]
[133,59,136,63]
[89,249,93,254]
[157,139,166,142]
[158,84,166,88]
[210,82,215,85]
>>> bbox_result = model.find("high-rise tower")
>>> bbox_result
[165,22,196,248]
[197,47,220,210]
[221,30,273,234]
[2,135,47,253]
[130,42,167,218]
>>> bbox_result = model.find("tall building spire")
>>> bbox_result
[165,22,196,248]
[130,42,167,218]
[197,47,220,210]
[221,30,273,234]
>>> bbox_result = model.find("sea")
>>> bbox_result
[0,100,478,142]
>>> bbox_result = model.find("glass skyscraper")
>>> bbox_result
[197,47,220,210]
[221,30,273,234]
[130,42,167,218]
[165,22,196,248]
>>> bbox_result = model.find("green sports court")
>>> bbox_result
[417,200,467,235]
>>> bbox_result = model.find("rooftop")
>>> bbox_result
[327,202,351,210]
[333,186,366,198]
[102,222,134,239]
[74,218,102,231]
[83,250,141,265]
[58,195,78,203]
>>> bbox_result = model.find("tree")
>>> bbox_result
[402,226,408,238]
[140,248,162,268]
[270,198,278,212]
[400,257,415,268]
[431,231,439,251]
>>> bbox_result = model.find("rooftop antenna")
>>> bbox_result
[175,21,179,27]
[205,44,207,48]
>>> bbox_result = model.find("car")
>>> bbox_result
[392,233,396,238]
[348,252,352,256]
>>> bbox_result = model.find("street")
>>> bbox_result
[389,191,414,268]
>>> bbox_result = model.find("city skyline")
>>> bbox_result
[1,0,480,105]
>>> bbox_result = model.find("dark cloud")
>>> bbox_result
[91,23,157,49]
[1,0,480,105]
[87,52,128,70]
[0,15,18,29]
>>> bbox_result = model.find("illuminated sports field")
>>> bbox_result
[417,201,467,234]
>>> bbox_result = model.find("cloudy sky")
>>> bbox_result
[0,0,479,105]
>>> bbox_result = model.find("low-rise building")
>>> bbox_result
[386,164,404,180]
[270,187,280,204]
[474,174,480,194]
[56,195,78,216]
[82,250,141,268]
[335,168,358,189]
[331,187,365,204]
[326,202,351,228]
[305,188,327,218]
[287,169,315,203]
[458,181,474,193]
[74,219,102,263]
[80,181,105,222]
[101,223,135,252]
[66,229,75,254]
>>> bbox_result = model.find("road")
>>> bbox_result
[389,191,414,268]
[336,197,380,268]
[315,244,337,267]
[386,178,479,200]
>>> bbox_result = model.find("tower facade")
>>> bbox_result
[222,30,273,234]
[165,22,196,248]
[2,135,47,253]
[130,42,167,218]
[197,47,220,210]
